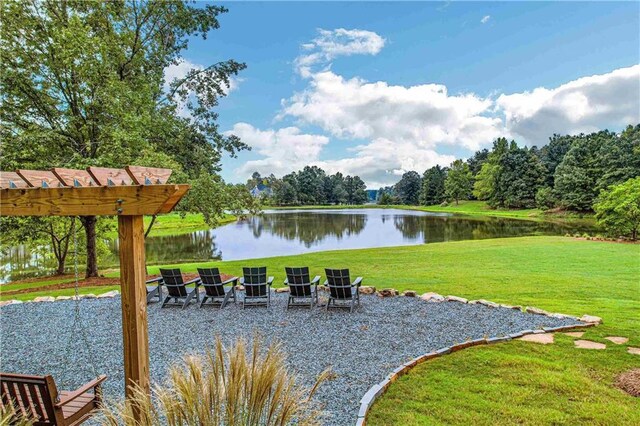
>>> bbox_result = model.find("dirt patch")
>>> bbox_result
[2,276,121,296]
[615,369,640,397]
[2,272,234,296]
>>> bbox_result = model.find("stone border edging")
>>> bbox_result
[354,321,596,426]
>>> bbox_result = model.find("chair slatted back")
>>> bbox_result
[0,373,59,425]
[160,268,187,297]
[285,267,312,297]
[198,268,225,297]
[243,267,268,297]
[325,269,353,300]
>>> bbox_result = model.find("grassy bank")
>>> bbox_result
[105,212,236,238]
[3,237,638,424]
[266,201,595,224]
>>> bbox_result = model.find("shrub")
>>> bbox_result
[101,337,329,426]
[594,177,640,240]
[535,187,557,210]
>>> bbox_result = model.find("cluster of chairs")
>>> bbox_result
[146,267,364,312]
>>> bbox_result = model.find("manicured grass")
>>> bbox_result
[368,337,640,425]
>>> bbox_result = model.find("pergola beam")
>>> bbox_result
[0,184,190,216]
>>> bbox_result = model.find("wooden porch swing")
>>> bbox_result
[0,166,190,424]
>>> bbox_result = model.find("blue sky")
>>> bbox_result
[168,1,640,188]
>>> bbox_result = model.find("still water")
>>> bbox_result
[1,209,594,282]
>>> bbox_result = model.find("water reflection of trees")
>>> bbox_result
[393,215,593,242]
[245,213,367,247]
[111,231,221,265]
[0,245,56,282]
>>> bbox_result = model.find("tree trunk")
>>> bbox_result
[81,216,99,278]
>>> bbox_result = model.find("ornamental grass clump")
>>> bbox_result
[101,337,328,426]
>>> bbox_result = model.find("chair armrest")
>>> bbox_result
[184,277,201,286]
[221,276,238,285]
[267,276,274,285]
[352,277,363,286]
[311,276,321,284]
[55,375,107,408]
[283,278,289,285]
[146,276,163,284]
[239,277,245,285]
[323,279,328,286]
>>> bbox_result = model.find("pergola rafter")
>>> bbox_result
[0,166,190,422]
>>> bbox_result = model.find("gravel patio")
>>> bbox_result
[0,293,582,425]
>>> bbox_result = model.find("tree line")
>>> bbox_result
[247,167,369,206]
[380,125,639,211]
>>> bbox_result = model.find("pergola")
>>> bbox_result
[0,166,190,420]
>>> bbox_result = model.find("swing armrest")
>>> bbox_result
[56,375,107,407]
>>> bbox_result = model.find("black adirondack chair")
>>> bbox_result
[146,276,163,303]
[324,268,363,312]
[159,268,201,309]
[197,268,238,308]
[0,372,106,426]
[284,267,320,309]
[240,267,273,308]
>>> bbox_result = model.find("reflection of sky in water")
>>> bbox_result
[2,209,594,282]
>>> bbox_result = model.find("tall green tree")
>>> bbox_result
[594,177,640,240]
[445,160,472,205]
[473,138,509,202]
[419,166,447,206]
[1,0,249,276]
[554,132,610,211]
[344,175,368,205]
[494,145,546,208]
[538,134,573,187]
[394,171,421,205]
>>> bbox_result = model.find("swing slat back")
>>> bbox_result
[0,372,106,426]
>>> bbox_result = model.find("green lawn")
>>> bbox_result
[104,212,236,238]
[3,236,638,423]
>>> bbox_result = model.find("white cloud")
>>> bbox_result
[295,28,386,76]
[280,70,505,151]
[227,28,639,188]
[496,65,640,143]
[227,123,330,177]
[481,15,491,24]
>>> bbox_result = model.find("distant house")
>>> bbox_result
[250,182,272,198]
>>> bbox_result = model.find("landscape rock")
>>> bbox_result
[402,290,417,297]
[500,304,523,311]
[574,339,606,350]
[55,295,73,301]
[477,299,499,308]
[275,287,289,293]
[82,294,97,299]
[420,292,444,302]
[235,285,245,291]
[565,331,584,338]
[525,306,550,316]
[519,333,554,344]
[579,314,603,324]
[605,336,629,345]
[97,290,120,298]
[627,347,640,355]
[0,300,22,307]
[377,288,399,298]
[358,286,376,295]
[445,295,468,303]
[33,296,55,303]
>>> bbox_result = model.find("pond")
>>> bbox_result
[1,209,595,283]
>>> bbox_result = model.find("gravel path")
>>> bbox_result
[0,294,581,425]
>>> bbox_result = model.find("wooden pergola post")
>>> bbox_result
[0,166,190,423]
[118,215,150,399]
